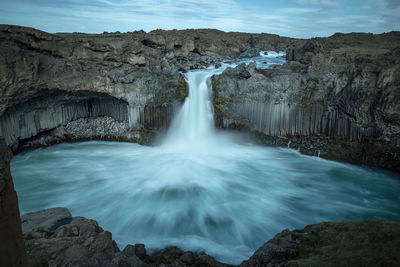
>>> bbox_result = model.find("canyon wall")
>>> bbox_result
[0,25,301,151]
[212,32,400,172]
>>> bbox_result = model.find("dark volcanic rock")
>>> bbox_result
[0,138,27,266]
[21,208,232,267]
[22,208,136,267]
[20,207,400,267]
[0,25,301,151]
[241,219,400,267]
[21,207,72,234]
[212,32,400,172]
[133,244,147,260]
[240,229,298,267]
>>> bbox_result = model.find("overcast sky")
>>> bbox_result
[0,0,399,38]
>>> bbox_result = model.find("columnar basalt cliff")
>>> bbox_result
[212,32,400,172]
[0,25,301,151]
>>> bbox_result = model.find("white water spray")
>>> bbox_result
[162,64,236,154]
[163,68,219,147]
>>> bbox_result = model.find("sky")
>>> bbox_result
[0,0,399,38]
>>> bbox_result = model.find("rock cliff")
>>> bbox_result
[212,32,400,172]
[0,25,301,151]
[0,138,27,266]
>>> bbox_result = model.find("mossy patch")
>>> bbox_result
[159,95,167,106]
[288,220,400,267]
[299,79,318,108]
[177,76,188,102]
[211,76,228,113]
[211,76,219,90]
[213,96,228,113]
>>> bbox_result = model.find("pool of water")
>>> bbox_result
[11,140,400,264]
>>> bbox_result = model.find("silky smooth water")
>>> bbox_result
[11,52,400,264]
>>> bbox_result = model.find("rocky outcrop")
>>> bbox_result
[0,138,27,266]
[21,207,231,267]
[22,208,136,267]
[212,32,400,172]
[0,25,301,151]
[0,24,186,150]
[21,207,400,267]
[241,219,400,267]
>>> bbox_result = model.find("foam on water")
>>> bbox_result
[260,51,286,58]
[10,52,400,264]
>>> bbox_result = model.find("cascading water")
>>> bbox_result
[163,67,219,148]
[10,52,400,264]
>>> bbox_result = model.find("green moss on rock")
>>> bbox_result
[177,76,188,102]
[211,76,228,114]
[213,97,227,113]
[288,220,400,267]
[211,76,219,90]
[244,219,400,267]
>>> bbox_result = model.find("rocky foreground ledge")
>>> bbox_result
[21,207,400,267]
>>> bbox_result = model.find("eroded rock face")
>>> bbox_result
[21,207,400,267]
[21,207,231,267]
[0,25,301,151]
[0,138,27,266]
[22,208,128,267]
[212,32,400,172]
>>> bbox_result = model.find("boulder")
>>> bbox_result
[22,208,135,267]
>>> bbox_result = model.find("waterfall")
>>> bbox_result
[162,51,287,150]
[162,66,226,150]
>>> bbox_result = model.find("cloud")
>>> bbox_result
[385,0,400,8]
[287,0,339,9]
[0,0,243,33]
[0,0,398,38]
[278,7,319,14]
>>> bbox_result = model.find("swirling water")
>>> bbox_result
[11,52,400,264]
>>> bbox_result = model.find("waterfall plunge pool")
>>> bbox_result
[10,51,400,264]
[11,141,400,264]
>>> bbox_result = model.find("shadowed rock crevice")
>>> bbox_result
[0,90,131,151]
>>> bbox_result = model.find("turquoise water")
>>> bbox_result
[10,52,400,264]
[11,140,400,264]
